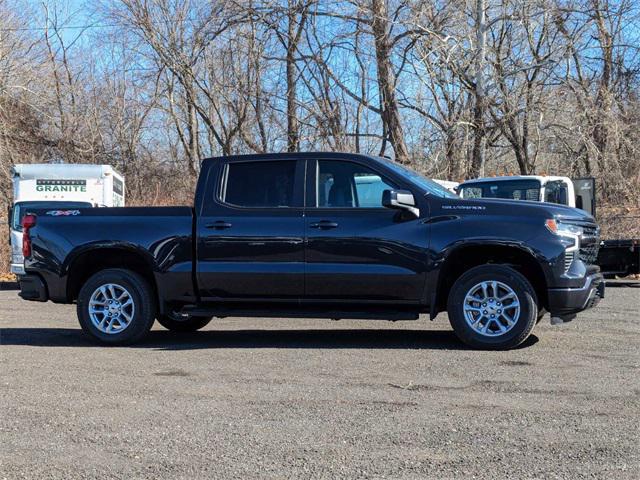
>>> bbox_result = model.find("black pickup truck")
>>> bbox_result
[18,153,604,349]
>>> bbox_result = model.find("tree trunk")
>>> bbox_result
[470,0,487,177]
[592,0,613,174]
[370,0,409,163]
[470,102,485,177]
[446,131,459,180]
[286,1,302,152]
[184,81,200,174]
[286,43,298,151]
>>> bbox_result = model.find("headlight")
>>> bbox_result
[545,219,583,237]
[546,220,581,273]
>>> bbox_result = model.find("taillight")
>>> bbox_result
[22,214,37,258]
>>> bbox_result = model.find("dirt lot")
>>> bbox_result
[1,287,638,479]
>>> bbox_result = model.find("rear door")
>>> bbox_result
[304,158,429,303]
[196,157,305,301]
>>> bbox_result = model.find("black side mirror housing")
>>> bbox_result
[382,189,420,218]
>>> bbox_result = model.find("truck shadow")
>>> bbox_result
[0,327,539,351]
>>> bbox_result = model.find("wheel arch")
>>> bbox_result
[65,245,158,304]
[431,242,549,318]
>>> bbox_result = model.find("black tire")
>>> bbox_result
[77,268,156,345]
[447,265,538,350]
[156,314,213,332]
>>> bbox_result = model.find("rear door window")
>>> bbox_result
[221,160,297,208]
[544,181,568,205]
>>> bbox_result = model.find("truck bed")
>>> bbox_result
[26,206,194,303]
[597,239,640,277]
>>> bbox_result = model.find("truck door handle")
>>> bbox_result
[309,220,338,229]
[206,221,232,230]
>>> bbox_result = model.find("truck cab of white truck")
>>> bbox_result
[9,164,125,275]
[457,175,595,217]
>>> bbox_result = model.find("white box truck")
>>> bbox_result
[9,164,125,275]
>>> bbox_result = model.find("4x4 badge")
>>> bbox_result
[46,210,81,216]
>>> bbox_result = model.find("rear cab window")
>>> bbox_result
[459,180,541,201]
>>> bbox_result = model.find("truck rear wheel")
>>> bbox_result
[77,268,156,345]
[447,265,538,350]
[156,314,213,332]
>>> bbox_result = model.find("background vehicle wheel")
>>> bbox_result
[447,265,538,350]
[77,268,156,345]
[156,314,213,332]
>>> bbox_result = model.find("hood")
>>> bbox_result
[432,196,596,223]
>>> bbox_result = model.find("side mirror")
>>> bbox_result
[382,189,420,218]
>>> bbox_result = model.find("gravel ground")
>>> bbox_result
[1,287,638,479]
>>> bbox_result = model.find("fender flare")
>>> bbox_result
[63,241,158,277]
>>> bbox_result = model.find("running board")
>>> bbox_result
[180,305,420,321]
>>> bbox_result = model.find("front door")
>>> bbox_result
[304,159,429,303]
[196,158,305,301]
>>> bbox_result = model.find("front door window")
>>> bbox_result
[317,160,395,208]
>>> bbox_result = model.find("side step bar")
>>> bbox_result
[179,305,420,321]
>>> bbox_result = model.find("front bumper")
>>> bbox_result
[547,273,605,315]
[18,274,48,302]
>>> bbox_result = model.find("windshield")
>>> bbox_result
[376,158,458,198]
[11,201,92,230]
[459,180,542,202]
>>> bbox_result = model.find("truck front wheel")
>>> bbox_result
[447,265,538,350]
[156,314,213,332]
[77,268,156,345]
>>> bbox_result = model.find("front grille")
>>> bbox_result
[579,242,599,264]
[562,219,600,266]
[579,224,600,265]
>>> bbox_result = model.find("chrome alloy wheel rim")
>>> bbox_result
[463,281,520,337]
[88,283,135,334]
